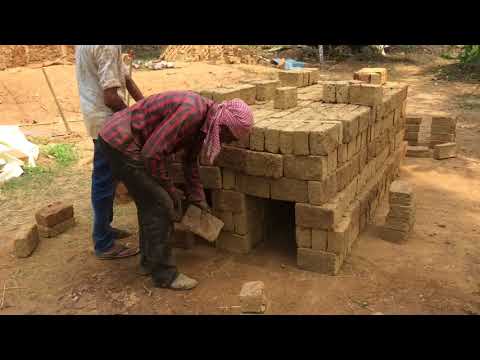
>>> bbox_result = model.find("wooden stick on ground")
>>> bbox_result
[41,67,72,134]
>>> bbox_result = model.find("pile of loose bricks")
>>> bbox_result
[381,180,416,243]
[168,67,408,275]
[405,115,457,160]
[3,202,75,259]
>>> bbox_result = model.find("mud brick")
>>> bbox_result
[322,82,337,103]
[236,84,257,105]
[351,153,361,178]
[293,121,318,155]
[296,186,351,229]
[348,83,383,106]
[35,202,74,228]
[406,116,422,125]
[296,226,312,248]
[249,123,266,151]
[212,190,246,213]
[181,205,224,242]
[389,180,414,205]
[359,147,368,167]
[357,107,371,132]
[404,131,419,141]
[388,204,416,219]
[433,142,457,160]
[297,248,342,275]
[384,216,414,232]
[339,112,359,143]
[347,138,357,160]
[278,70,304,88]
[214,210,234,232]
[233,212,248,235]
[231,134,251,149]
[380,227,410,243]
[237,174,270,199]
[199,166,222,189]
[274,87,298,110]
[310,122,342,155]
[406,146,431,158]
[430,133,456,144]
[337,143,348,165]
[271,177,308,202]
[245,151,283,178]
[5,224,40,258]
[355,133,362,154]
[284,155,328,181]
[254,80,280,101]
[222,169,236,190]
[279,123,296,155]
[327,217,349,257]
[37,217,75,238]
[431,125,456,134]
[304,68,320,84]
[327,149,338,175]
[215,145,247,172]
[239,281,267,314]
[210,87,240,102]
[336,163,350,191]
[311,229,328,251]
[216,231,251,254]
[335,81,350,103]
[406,124,420,132]
[354,68,388,85]
[264,120,282,153]
[308,175,337,205]
[431,116,456,128]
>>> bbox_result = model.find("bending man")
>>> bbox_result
[98,91,253,290]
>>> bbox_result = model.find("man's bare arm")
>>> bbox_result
[104,87,127,113]
[126,77,144,102]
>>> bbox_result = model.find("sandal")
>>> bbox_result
[96,243,139,260]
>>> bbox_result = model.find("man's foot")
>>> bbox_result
[96,243,139,260]
[168,273,198,291]
[111,227,132,240]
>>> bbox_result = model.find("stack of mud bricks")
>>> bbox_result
[404,116,421,146]
[381,181,415,243]
[430,116,457,160]
[35,201,75,238]
[171,67,408,275]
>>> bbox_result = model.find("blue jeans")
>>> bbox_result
[92,139,116,254]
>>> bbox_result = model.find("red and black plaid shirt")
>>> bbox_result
[99,91,213,202]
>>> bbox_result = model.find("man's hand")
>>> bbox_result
[169,187,186,221]
[189,200,211,214]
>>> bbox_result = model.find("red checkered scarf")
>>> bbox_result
[203,99,253,165]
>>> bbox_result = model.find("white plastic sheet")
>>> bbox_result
[0,125,40,183]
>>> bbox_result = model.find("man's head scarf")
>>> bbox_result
[203,99,253,164]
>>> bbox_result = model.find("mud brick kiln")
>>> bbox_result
[169,68,408,275]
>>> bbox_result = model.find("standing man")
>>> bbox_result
[98,92,254,290]
[75,45,144,259]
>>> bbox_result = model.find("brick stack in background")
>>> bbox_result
[404,116,422,146]
[172,67,408,275]
[381,180,415,243]
[430,116,457,149]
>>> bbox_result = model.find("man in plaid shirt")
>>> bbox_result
[98,91,253,290]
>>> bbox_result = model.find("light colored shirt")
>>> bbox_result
[75,45,129,138]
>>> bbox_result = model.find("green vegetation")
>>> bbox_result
[459,45,480,64]
[42,143,78,167]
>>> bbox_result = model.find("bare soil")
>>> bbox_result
[0,52,479,315]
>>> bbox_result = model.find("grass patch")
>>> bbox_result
[1,165,55,193]
[41,143,78,167]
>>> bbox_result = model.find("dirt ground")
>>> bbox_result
[1,52,479,315]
